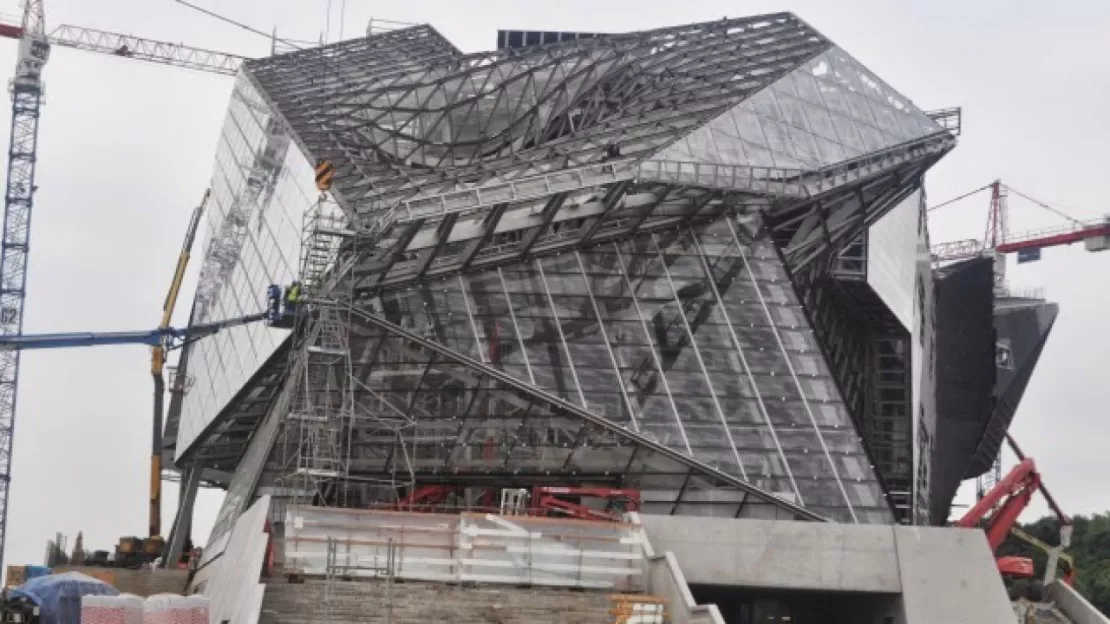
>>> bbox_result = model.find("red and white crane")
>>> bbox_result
[930,180,1110,263]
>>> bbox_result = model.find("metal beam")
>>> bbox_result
[163,462,202,567]
[345,306,827,521]
[518,192,568,256]
[414,212,458,279]
[580,180,632,242]
[459,203,506,272]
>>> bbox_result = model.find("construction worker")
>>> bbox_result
[284,280,302,316]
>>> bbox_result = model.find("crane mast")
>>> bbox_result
[0,0,48,572]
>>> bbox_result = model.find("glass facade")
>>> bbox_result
[188,14,962,551]
[371,215,890,523]
[654,46,942,170]
[175,74,318,460]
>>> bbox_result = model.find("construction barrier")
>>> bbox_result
[80,594,143,624]
[282,505,645,591]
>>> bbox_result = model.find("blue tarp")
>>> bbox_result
[9,572,118,624]
[24,565,51,580]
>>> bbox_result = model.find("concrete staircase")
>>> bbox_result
[258,579,620,624]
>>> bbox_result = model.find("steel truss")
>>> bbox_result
[47,24,245,75]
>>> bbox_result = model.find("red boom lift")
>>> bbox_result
[955,435,1074,585]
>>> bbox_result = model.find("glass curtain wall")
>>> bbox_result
[374,215,891,523]
[176,74,319,459]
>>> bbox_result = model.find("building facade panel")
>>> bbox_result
[866,191,920,330]
[175,75,318,460]
[653,46,942,171]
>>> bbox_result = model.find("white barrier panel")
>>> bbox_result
[198,495,271,624]
[283,506,644,591]
[81,594,144,624]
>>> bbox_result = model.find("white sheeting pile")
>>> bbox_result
[82,593,209,624]
[79,594,143,624]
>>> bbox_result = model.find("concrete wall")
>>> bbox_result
[894,525,1014,623]
[640,515,1017,623]
[54,566,189,597]
[645,553,725,624]
[1047,580,1110,624]
[640,515,900,593]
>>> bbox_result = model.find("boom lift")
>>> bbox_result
[955,435,1073,586]
[395,485,642,523]
[530,487,641,522]
[0,311,270,352]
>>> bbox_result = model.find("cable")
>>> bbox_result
[1004,185,1084,226]
[926,182,994,212]
[340,0,347,42]
[174,0,304,50]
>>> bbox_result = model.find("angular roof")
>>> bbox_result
[240,13,954,293]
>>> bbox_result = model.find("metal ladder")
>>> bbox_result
[299,196,354,294]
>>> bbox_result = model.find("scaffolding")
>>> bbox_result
[274,194,418,519]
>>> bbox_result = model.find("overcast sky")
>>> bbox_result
[0,0,1106,568]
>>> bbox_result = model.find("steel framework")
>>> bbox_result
[0,0,46,571]
[182,14,957,535]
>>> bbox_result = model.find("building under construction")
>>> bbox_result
[146,12,1098,623]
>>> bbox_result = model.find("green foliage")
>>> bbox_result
[1000,512,1110,615]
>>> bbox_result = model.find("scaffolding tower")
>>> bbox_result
[275,196,419,519]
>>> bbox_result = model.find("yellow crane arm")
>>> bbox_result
[149,188,209,540]
[152,189,209,375]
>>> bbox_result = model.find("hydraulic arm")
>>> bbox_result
[0,312,269,351]
[149,190,208,539]
[956,442,1074,585]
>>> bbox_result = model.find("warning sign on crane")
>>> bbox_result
[314,158,334,192]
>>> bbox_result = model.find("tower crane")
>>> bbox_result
[930,180,1110,264]
[0,1,249,571]
[0,0,49,576]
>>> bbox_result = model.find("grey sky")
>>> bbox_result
[0,0,1106,569]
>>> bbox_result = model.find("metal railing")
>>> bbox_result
[367,159,637,235]
[637,132,955,199]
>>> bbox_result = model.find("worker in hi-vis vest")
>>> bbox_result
[284,281,302,315]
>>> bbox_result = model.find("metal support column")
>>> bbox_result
[163,463,202,566]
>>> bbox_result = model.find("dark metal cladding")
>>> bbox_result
[929,257,996,522]
[966,295,1058,478]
